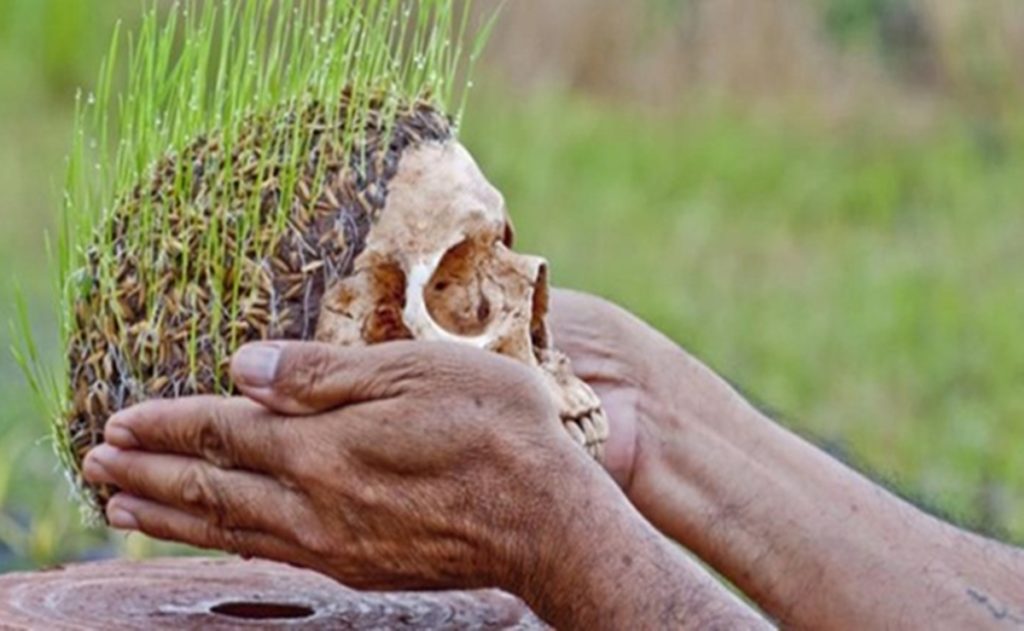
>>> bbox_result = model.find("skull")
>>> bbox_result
[315,140,609,459]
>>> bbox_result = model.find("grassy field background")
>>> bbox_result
[1,0,1022,571]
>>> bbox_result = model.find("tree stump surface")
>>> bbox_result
[0,557,548,630]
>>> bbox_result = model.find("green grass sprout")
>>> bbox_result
[14,0,491,520]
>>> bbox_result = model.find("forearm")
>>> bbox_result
[509,460,770,630]
[635,344,1024,628]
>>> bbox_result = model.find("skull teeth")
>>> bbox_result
[562,406,609,463]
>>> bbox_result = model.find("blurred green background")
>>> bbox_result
[1,0,1022,572]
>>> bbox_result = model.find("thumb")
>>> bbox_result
[230,341,389,415]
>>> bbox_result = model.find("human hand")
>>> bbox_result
[548,290,745,507]
[81,340,609,593]
[555,290,1024,631]
[547,290,677,487]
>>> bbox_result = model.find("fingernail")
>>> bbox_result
[107,505,140,530]
[83,444,121,485]
[105,423,140,449]
[232,343,281,388]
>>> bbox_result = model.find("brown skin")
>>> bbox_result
[84,339,766,629]
[549,289,1024,630]
[83,289,1024,628]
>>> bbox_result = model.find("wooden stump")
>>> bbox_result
[0,557,547,630]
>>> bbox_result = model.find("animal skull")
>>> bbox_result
[315,141,609,459]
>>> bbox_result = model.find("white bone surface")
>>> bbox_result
[403,253,495,348]
[316,141,609,458]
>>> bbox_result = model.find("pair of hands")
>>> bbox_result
[82,290,680,594]
[82,288,1024,630]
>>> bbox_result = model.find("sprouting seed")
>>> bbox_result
[16,0,492,519]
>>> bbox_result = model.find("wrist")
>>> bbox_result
[500,450,618,590]
[627,339,767,532]
[503,453,767,629]
[498,452,632,623]
[625,359,956,626]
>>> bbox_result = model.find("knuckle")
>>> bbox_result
[200,516,253,557]
[178,462,223,516]
[281,345,335,399]
[207,521,241,554]
[228,398,287,465]
[386,345,461,396]
[295,524,333,557]
[199,407,235,467]
[224,529,248,556]
[380,341,433,378]
[178,404,231,466]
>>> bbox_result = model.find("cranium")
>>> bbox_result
[315,141,609,459]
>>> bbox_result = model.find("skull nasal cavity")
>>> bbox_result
[424,239,494,337]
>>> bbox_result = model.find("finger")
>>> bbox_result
[230,340,427,415]
[104,396,293,473]
[83,444,307,542]
[105,493,312,568]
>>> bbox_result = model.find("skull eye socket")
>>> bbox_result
[502,222,515,248]
[423,238,494,337]
[423,234,548,349]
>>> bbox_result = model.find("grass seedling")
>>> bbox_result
[14,0,490,520]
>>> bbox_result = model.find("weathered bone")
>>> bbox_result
[403,251,498,350]
[316,141,609,459]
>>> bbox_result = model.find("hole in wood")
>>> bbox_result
[210,601,316,620]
